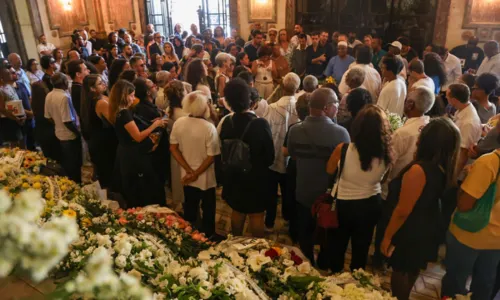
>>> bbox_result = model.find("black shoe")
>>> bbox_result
[208,233,226,243]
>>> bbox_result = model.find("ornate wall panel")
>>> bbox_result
[463,0,500,42]
[106,0,136,30]
[44,0,89,37]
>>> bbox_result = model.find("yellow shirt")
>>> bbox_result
[450,149,500,249]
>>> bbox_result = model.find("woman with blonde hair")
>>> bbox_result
[278,29,292,64]
[109,79,167,207]
[215,52,235,99]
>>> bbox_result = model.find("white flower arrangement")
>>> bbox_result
[0,190,78,282]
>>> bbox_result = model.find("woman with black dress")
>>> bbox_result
[109,80,168,208]
[80,74,118,188]
[132,77,169,204]
[381,117,460,300]
[219,78,275,237]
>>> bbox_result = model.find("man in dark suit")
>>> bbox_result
[149,32,163,57]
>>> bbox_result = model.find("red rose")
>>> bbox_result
[290,251,303,265]
[265,248,279,260]
[136,214,144,221]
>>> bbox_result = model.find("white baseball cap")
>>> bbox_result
[389,41,403,50]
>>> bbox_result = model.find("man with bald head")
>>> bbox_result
[287,87,350,266]
[8,53,31,94]
[477,40,500,78]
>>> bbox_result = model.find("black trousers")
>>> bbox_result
[440,186,460,243]
[266,170,288,228]
[183,186,216,237]
[330,195,381,273]
[59,137,82,183]
[297,202,316,264]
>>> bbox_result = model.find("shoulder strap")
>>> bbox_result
[229,115,253,140]
[333,143,350,199]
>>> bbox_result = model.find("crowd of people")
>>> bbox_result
[1,21,500,300]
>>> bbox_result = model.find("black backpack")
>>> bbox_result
[221,116,253,173]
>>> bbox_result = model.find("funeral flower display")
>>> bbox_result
[0,148,400,299]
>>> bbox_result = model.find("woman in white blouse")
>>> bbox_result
[326,104,391,273]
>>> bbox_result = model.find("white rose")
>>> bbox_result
[115,255,127,269]
[297,262,311,274]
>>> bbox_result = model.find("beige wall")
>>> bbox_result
[13,0,39,60]
[237,0,287,41]
[445,0,467,49]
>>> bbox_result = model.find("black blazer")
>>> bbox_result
[149,43,162,57]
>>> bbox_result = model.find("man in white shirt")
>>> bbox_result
[44,72,82,183]
[438,47,462,91]
[290,24,312,48]
[378,56,407,116]
[339,45,381,102]
[408,59,436,93]
[387,41,408,79]
[373,85,435,266]
[441,83,482,239]
[170,91,220,238]
[447,83,482,177]
[263,72,300,231]
[79,30,93,56]
[37,34,56,56]
[477,41,500,78]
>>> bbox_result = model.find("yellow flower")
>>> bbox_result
[3,186,9,191]
[81,218,92,228]
[0,171,6,181]
[33,182,42,189]
[46,199,55,207]
[62,209,77,218]
[60,185,67,192]
[22,182,30,189]
[45,192,53,200]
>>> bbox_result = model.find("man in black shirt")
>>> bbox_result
[244,30,264,62]
[320,30,335,66]
[450,36,485,73]
[89,29,105,54]
[40,55,55,91]
[67,59,90,117]
[306,32,327,78]
[398,36,418,63]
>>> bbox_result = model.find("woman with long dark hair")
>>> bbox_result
[214,26,225,48]
[108,59,130,90]
[165,80,188,212]
[186,58,211,98]
[150,53,164,73]
[109,80,167,207]
[80,74,117,188]
[107,44,120,67]
[380,117,460,300]
[31,81,61,160]
[423,52,447,94]
[172,36,188,61]
[326,104,391,273]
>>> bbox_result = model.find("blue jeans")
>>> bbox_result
[441,231,500,300]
